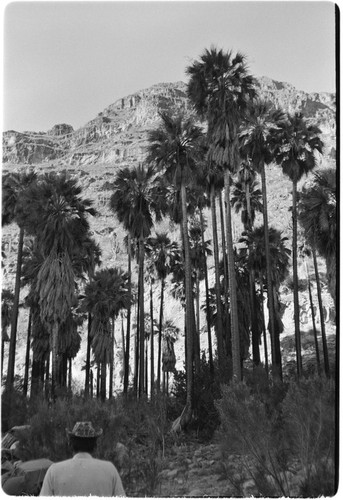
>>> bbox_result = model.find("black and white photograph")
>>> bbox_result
[1,0,337,497]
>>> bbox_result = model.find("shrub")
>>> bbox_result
[281,376,337,496]
[1,388,29,431]
[13,394,170,496]
[215,375,337,497]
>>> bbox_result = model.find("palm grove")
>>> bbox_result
[2,48,336,427]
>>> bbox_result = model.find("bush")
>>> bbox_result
[1,388,29,431]
[282,376,337,496]
[12,393,171,496]
[215,375,337,497]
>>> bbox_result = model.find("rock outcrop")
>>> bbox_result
[2,78,336,167]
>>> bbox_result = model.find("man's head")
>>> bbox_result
[66,421,103,455]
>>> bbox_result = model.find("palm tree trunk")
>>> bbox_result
[250,272,261,365]
[145,339,148,395]
[181,180,194,423]
[260,283,269,374]
[23,310,32,397]
[200,207,214,375]
[157,278,164,392]
[68,358,72,391]
[219,190,229,318]
[150,279,155,398]
[90,369,93,398]
[51,322,59,400]
[96,364,100,399]
[101,357,107,401]
[312,248,330,376]
[6,227,24,392]
[210,185,225,373]
[224,169,241,381]
[260,162,282,379]
[292,179,302,377]
[194,270,201,376]
[1,338,6,380]
[85,313,92,397]
[133,297,139,397]
[307,266,321,373]
[109,317,115,399]
[138,234,145,397]
[124,235,132,395]
[44,353,50,400]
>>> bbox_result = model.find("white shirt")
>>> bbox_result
[40,452,126,497]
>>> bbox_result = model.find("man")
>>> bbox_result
[40,421,125,496]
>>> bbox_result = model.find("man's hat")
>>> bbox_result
[66,421,103,438]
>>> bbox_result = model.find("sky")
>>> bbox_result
[1,0,337,132]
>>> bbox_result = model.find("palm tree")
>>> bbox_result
[231,164,263,232]
[1,289,13,380]
[82,267,131,400]
[299,243,321,373]
[145,232,178,392]
[74,235,102,397]
[194,158,227,374]
[2,169,37,391]
[147,111,203,423]
[110,184,133,396]
[298,168,336,377]
[187,47,256,381]
[109,165,163,397]
[274,112,323,377]
[298,168,336,308]
[239,98,286,378]
[231,162,263,365]
[21,239,48,396]
[189,221,213,371]
[161,319,179,395]
[18,171,96,399]
[239,225,291,376]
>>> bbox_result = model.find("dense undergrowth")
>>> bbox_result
[1,365,337,497]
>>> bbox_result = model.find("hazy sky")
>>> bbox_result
[2,1,336,132]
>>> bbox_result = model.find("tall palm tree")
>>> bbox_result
[231,166,263,366]
[189,221,212,371]
[147,111,203,423]
[145,232,178,392]
[21,239,49,396]
[274,112,323,377]
[187,47,256,381]
[161,319,179,395]
[194,158,227,374]
[299,243,321,373]
[82,267,131,400]
[1,289,13,379]
[231,166,263,232]
[239,225,291,375]
[110,165,163,397]
[18,171,96,399]
[298,168,336,377]
[239,98,286,378]
[298,168,336,308]
[2,169,37,391]
[73,235,102,397]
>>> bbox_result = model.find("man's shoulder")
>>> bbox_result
[48,458,74,472]
[93,458,118,471]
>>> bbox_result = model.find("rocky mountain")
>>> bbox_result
[2,78,336,168]
[1,77,336,390]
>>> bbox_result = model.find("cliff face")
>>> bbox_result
[1,78,336,388]
[2,78,336,167]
